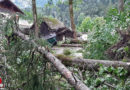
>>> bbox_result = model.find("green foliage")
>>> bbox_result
[105,2,130,28]
[78,17,94,32]
[4,19,14,36]
[20,10,33,21]
[77,13,86,26]
[1,35,65,89]
[84,65,130,90]
[81,3,129,59]
[1,1,130,89]
[79,17,106,32]
[63,49,72,56]
[81,17,118,59]
[0,19,66,90]
[38,0,118,27]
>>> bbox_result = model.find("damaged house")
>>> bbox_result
[0,0,24,26]
[39,17,74,41]
[0,0,24,44]
[0,0,24,14]
[0,0,75,45]
[25,17,75,45]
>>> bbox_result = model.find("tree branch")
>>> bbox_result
[13,30,90,90]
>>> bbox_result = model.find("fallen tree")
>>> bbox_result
[56,55,130,74]
[59,44,82,47]
[13,30,90,90]
[69,39,87,44]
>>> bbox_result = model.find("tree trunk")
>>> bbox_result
[118,0,124,13]
[32,0,39,37]
[14,30,90,90]
[69,0,77,39]
[56,56,130,74]
[60,44,82,47]
[109,0,112,6]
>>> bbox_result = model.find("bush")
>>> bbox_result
[83,24,119,59]
[105,3,130,28]
[79,16,118,59]
[78,17,106,32]
[79,4,129,59]
[78,17,94,32]
[63,49,72,56]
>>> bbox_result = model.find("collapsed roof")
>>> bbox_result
[0,0,24,14]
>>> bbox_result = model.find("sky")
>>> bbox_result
[11,0,48,8]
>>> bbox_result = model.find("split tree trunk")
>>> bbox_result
[118,0,124,13]
[69,0,77,39]
[32,0,39,37]
[14,30,90,90]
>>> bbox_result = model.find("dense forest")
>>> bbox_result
[0,0,130,90]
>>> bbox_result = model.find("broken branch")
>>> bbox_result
[13,30,90,90]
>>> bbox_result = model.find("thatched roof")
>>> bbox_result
[0,0,24,14]
[43,17,65,30]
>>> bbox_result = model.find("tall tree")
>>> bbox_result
[32,0,39,37]
[69,0,77,39]
[118,0,124,13]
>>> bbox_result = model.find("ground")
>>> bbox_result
[52,46,83,58]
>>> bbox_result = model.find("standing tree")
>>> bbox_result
[69,0,77,39]
[118,0,124,13]
[32,0,39,37]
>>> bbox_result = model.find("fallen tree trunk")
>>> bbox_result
[69,39,87,44]
[60,44,82,47]
[14,31,90,90]
[56,55,130,74]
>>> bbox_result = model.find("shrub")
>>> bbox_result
[63,49,72,56]
[83,25,119,59]
[80,17,119,59]
[78,17,94,32]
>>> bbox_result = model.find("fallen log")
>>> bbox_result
[59,44,82,47]
[14,31,90,90]
[69,39,87,44]
[56,55,130,74]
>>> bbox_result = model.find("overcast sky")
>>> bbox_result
[10,0,48,8]
[11,0,31,8]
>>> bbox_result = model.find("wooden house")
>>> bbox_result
[27,17,74,42]
[39,17,74,41]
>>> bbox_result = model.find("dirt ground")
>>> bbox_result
[52,46,83,58]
